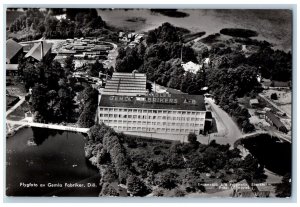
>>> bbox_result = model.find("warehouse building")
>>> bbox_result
[265,111,288,133]
[98,72,211,135]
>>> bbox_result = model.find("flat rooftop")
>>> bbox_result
[99,93,206,111]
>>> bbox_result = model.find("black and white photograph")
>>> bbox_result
[4,6,293,199]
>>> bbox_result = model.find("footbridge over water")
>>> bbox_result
[6,120,89,134]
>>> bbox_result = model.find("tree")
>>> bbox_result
[187,132,197,143]
[22,62,40,89]
[31,84,48,122]
[271,93,278,100]
[126,175,149,196]
[101,183,119,196]
[88,123,111,143]
[146,30,157,45]
[275,173,291,197]
[157,172,179,190]
[87,59,104,77]
[77,87,98,127]
[173,188,186,197]
[64,55,75,74]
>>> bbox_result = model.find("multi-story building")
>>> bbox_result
[98,92,211,135]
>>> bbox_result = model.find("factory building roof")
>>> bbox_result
[102,72,147,96]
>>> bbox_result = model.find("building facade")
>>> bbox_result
[98,92,211,135]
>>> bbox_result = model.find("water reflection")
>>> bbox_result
[6,127,100,196]
[32,127,63,145]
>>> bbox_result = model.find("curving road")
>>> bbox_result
[204,98,242,146]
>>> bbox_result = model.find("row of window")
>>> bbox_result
[111,125,200,134]
[99,113,205,122]
[101,120,204,128]
[99,107,205,116]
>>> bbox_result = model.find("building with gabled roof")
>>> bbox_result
[265,111,288,133]
[6,39,23,64]
[25,41,52,62]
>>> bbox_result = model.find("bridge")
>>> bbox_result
[6,120,89,134]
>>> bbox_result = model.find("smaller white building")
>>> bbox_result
[181,61,201,74]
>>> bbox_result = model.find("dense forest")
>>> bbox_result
[115,22,292,133]
[86,123,265,196]
[7,8,118,41]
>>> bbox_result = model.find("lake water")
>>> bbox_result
[97,9,292,51]
[241,134,291,176]
[6,127,101,197]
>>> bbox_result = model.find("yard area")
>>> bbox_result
[261,88,291,116]
[7,101,31,121]
[46,39,66,53]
